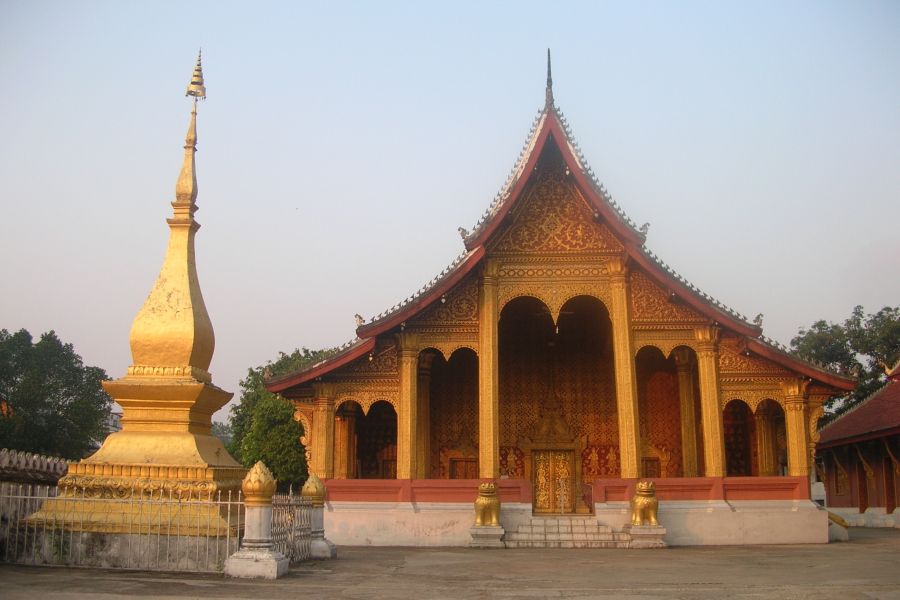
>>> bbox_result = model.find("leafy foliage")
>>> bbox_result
[791,305,900,413]
[0,329,112,458]
[240,395,307,492]
[227,347,338,474]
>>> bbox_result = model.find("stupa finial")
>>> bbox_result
[186,49,206,100]
[127,51,215,380]
[545,48,554,109]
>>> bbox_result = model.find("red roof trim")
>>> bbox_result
[355,246,486,338]
[626,248,761,338]
[464,111,645,252]
[264,337,377,393]
[817,425,900,449]
[744,338,856,391]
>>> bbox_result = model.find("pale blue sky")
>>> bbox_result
[2,1,898,420]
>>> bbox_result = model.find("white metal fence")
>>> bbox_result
[272,489,312,563]
[0,482,316,572]
[0,483,243,572]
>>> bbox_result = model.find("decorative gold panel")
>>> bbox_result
[630,270,707,324]
[491,169,624,254]
[533,450,575,514]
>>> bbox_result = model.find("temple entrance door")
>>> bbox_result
[533,450,576,514]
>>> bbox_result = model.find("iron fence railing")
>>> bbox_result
[272,489,312,563]
[0,483,243,573]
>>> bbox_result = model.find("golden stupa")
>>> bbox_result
[30,52,245,533]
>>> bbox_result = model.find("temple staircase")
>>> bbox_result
[503,516,631,549]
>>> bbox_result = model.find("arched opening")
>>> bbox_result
[499,294,616,514]
[427,347,479,478]
[356,400,397,479]
[334,400,362,479]
[754,399,786,476]
[724,399,755,476]
[635,346,681,477]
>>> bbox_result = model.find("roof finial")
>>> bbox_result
[186,49,206,100]
[545,48,554,109]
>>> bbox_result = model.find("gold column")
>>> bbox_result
[312,384,336,479]
[416,353,434,478]
[754,405,777,476]
[396,332,419,479]
[609,257,640,479]
[783,379,811,477]
[695,326,725,477]
[478,260,500,478]
[673,348,699,477]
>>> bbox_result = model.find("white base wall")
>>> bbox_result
[827,506,900,528]
[324,500,828,546]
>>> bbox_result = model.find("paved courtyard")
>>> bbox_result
[1,528,898,599]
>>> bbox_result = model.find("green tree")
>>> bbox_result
[228,347,338,464]
[240,395,307,492]
[791,305,900,413]
[0,329,112,458]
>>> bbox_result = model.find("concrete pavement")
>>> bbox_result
[1,528,898,599]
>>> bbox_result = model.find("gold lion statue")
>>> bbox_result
[474,482,500,527]
[630,480,659,526]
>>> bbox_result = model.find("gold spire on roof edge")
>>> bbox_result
[127,52,215,382]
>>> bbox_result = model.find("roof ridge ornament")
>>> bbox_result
[545,48,554,110]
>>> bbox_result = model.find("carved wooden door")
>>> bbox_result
[533,450,575,514]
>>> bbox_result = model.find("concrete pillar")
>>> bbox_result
[478,260,500,478]
[225,461,288,579]
[301,473,337,559]
[673,347,699,477]
[609,257,640,479]
[695,326,725,477]
[396,332,419,479]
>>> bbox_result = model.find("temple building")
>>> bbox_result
[266,56,855,546]
[817,361,900,528]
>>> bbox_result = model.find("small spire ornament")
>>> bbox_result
[186,49,206,100]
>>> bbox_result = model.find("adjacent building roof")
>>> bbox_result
[818,362,900,447]
[266,58,856,395]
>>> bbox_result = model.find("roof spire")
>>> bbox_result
[545,48,554,109]
[186,49,206,100]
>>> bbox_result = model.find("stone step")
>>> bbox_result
[504,540,630,549]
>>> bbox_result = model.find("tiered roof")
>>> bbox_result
[818,362,900,447]
[266,54,856,395]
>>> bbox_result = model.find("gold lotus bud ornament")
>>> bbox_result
[301,472,326,507]
[242,461,276,506]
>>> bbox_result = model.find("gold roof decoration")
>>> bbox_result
[186,49,206,100]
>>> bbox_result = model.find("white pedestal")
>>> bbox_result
[224,547,289,579]
[469,525,505,548]
[623,524,667,548]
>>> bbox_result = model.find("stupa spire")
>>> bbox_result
[127,52,215,382]
[545,48,554,109]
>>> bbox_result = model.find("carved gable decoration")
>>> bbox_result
[630,270,706,323]
[331,339,399,380]
[410,275,478,327]
[718,338,790,375]
[492,170,623,254]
